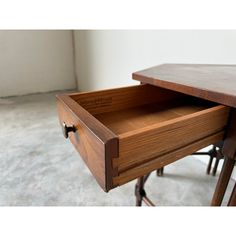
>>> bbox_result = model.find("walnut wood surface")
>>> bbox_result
[228,182,236,206]
[211,156,236,206]
[222,109,236,159]
[133,64,236,108]
[113,131,224,186]
[70,84,182,115]
[133,64,236,206]
[94,101,210,135]
[115,105,229,174]
[212,108,236,206]
[56,94,118,192]
[56,84,229,191]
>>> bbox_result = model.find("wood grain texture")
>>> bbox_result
[94,100,210,135]
[222,108,236,160]
[114,131,225,186]
[115,105,229,172]
[56,94,118,192]
[211,156,236,206]
[211,108,236,206]
[133,64,236,108]
[228,182,236,206]
[56,84,230,191]
[70,84,183,115]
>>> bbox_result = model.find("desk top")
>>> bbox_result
[133,64,236,108]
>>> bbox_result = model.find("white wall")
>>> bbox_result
[74,30,236,180]
[74,30,236,91]
[0,30,76,97]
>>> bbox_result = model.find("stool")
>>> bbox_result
[136,142,224,206]
[156,142,224,177]
[194,141,224,176]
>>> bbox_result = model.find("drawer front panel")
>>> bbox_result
[56,94,118,192]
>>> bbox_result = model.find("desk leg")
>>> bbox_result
[211,156,235,206]
[228,183,236,206]
[211,108,236,206]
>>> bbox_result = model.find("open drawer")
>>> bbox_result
[56,84,230,192]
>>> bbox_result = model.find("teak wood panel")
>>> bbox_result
[56,94,118,192]
[133,64,236,108]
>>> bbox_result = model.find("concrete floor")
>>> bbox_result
[0,91,234,206]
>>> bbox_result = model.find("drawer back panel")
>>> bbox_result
[70,84,184,115]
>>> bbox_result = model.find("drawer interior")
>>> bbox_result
[70,84,218,137]
[62,84,229,190]
[94,100,213,136]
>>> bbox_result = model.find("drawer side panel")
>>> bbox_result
[117,105,229,172]
[56,95,118,192]
[114,131,224,186]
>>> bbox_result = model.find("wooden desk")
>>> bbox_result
[57,63,236,206]
[133,64,236,206]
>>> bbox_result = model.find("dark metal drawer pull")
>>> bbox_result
[62,122,76,139]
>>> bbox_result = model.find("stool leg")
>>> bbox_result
[206,155,214,175]
[228,183,236,206]
[211,156,235,206]
[212,158,220,176]
[135,176,145,206]
[135,174,155,206]
[156,167,164,176]
[136,196,142,206]
[160,167,164,176]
